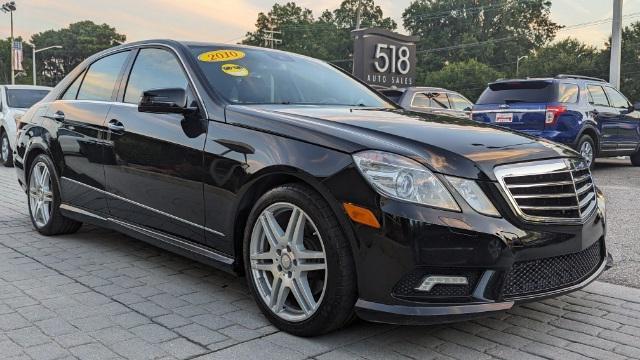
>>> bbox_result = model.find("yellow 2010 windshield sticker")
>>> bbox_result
[221,63,249,77]
[198,49,245,62]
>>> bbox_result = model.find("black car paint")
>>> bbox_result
[14,40,607,324]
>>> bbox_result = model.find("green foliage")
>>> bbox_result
[242,0,395,63]
[423,59,505,100]
[402,0,561,73]
[30,21,126,85]
[517,38,604,79]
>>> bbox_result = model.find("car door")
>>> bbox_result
[605,86,640,154]
[47,50,131,216]
[586,84,618,155]
[103,47,208,244]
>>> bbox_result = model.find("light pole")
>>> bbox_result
[32,45,62,85]
[1,1,16,84]
[516,55,528,78]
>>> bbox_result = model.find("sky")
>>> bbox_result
[4,0,640,48]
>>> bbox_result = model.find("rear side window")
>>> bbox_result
[558,83,579,103]
[61,71,85,100]
[124,48,189,104]
[587,85,609,107]
[412,92,450,109]
[476,81,553,104]
[77,51,130,101]
[605,87,630,109]
[448,93,472,111]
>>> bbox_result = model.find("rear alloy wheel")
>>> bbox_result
[577,135,596,169]
[0,131,13,167]
[244,184,357,336]
[27,154,82,235]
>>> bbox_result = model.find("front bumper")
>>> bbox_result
[347,184,608,325]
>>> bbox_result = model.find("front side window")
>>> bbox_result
[190,46,392,108]
[448,93,473,111]
[77,51,130,101]
[6,89,50,108]
[558,83,579,103]
[587,85,609,107]
[605,87,630,109]
[124,48,189,104]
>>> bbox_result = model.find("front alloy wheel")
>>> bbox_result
[249,202,327,322]
[0,131,13,167]
[244,184,357,336]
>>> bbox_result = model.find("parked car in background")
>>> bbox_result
[14,41,608,336]
[0,85,52,167]
[472,75,640,168]
[378,86,474,118]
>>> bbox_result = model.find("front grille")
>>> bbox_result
[503,240,603,298]
[495,159,597,222]
[392,268,481,302]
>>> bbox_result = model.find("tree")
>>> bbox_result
[242,0,395,63]
[423,59,505,100]
[517,38,604,79]
[30,21,126,85]
[403,0,562,73]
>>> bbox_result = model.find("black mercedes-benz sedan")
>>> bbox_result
[14,40,609,336]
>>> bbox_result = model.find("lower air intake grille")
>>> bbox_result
[503,240,603,298]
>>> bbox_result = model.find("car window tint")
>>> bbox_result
[124,48,189,104]
[61,71,85,100]
[6,89,50,108]
[605,87,630,109]
[477,81,554,104]
[411,93,430,108]
[430,93,450,109]
[557,83,579,103]
[448,93,472,111]
[587,85,609,107]
[77,51,130,101]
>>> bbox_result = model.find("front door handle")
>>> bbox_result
[50,111,65,121]
[107,119,125,132]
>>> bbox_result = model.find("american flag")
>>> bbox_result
[12,40,23,71]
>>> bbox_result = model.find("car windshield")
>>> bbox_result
[6,89,49,108]
[190,46,393,108]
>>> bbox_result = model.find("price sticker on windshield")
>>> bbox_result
[198,49,245,62]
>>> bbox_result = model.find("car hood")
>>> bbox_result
[225,105,578,180]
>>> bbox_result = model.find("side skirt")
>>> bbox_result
[60,204,237,274]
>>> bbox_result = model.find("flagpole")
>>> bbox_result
[10,8,13,84]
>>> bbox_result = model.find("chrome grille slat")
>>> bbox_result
[495,159,597,223]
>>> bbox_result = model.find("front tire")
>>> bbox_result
[577,135,596,169]
[632,150,640,166]
[27,154,82,235]
[243,184,357,336]
[0,130,13,167]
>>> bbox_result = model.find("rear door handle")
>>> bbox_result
[107,119,125,132]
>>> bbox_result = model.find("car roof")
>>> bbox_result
[490,76,609,86]
[3,85,52,90]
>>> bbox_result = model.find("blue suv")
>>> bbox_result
[472,75,640,168]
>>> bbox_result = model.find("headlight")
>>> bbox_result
[352,150,460,211]
[446,176,500,217]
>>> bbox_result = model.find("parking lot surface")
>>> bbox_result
[0,161,639,360]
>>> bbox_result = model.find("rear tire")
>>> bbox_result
[577,135,596,169]
[632,150,640,166]
[0,130,13,167]
[27,154,82,235]
[243,184,357,336]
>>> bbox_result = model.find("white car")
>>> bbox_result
[0,85,51,167]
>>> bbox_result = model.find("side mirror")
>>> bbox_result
[138,88,188,114]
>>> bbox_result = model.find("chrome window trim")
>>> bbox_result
[494,158,597,224]
[61,177,224,237]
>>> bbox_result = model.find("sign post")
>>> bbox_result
[351,28,419,88]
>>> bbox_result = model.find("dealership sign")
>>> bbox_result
[352,28,419,87]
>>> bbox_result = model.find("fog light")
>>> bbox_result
[415,275,468,292]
